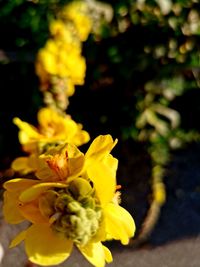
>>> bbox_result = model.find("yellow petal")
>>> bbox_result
[37,143,84,181]
[73,129,90,146]
[3,178,38,192]
[37,107,54,128]
[35,156,57,181]
[67,144,85,179]
[19,200,48,224]
[11,157,30,172]
[79,241,106,267]
[3,191,25,224]
[11,155,38,174]
[85,135,118,162]
[90,219,106,243]
[104,203,135,245]
[25,224,73,266]
[36,143,70,181]
[19,182,67,203]
[13,117,39,137]
[37,107,90,147]
[103,154,118,178]
[87,162,116,206]
[10,230,27,248]
[102,245,113,263]
[3,179,39,224]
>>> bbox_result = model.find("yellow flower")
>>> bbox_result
[13,107,90,154]
[35,38,86,86]
[3,135,135,267]
[35,1,92,96]
[11,154,39,175]
[49,20,78,45]
[59,1,92,41]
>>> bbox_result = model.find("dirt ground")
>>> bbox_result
[1,140,200,267]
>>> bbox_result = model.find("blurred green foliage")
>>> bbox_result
[0,0,74,51]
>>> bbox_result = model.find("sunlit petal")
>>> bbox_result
[25,224,73,266]
[85,135,117,162]
[103,154,118,178]
[87,162,116,206]
[79,241,106,267]
[102,245,113,263]
[104,203,135,245]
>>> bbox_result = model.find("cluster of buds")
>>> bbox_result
[35,1,92,111]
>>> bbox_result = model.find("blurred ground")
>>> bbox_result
[1,140,200,267]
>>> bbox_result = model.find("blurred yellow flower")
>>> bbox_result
[35,1,93,105]
[11,154,39,175]
[3,135,135,267]
[35,38,86,89]
[13,107,90,154]
[59,1,92,41]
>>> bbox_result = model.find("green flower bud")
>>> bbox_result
[68,177,94,199]
[51,178,102,246]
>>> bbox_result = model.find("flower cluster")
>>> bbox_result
[3,135,135,267]
[35,1,92,110]
[3,2,135,266]
[11,107,90,175]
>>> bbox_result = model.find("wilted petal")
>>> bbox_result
[25,224,73,266]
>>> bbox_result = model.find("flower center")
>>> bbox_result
[47,178,102,246]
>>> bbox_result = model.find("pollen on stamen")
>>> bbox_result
[116,184,122,190]
[113,191,121,205]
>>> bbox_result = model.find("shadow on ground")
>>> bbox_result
[115,140,200,248]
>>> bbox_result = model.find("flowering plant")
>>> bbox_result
[3,135,135,266]
[2,1,135,266]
